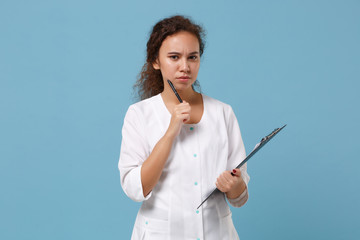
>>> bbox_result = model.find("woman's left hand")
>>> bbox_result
[215,168,247,199]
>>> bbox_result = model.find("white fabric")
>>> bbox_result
[118,93,250,240]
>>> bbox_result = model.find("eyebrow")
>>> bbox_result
[167,51,200,55]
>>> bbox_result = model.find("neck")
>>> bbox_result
[161,84,198,104]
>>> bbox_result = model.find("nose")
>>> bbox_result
[179,58,190,72]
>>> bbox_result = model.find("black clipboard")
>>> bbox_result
[197,124,287,209]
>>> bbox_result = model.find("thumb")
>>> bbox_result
[231,168,240,177]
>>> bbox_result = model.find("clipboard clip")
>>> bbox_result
[261,126,285,142]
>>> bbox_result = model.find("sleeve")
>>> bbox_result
[225,105,250,208]
[118,105,152,202]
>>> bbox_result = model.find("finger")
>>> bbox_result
[222,172,237,189]
[217,176,232,193]
[217,171,230,181]
[180,106,191,115]
[223,171,236,182]
[182,114,191,123]
[218,173,232,188]
[215,180,227,192]
[174,106,191,116]
[231,168,242,178]
[177,101,190,108]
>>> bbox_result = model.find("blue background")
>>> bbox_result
[1,0,359,239]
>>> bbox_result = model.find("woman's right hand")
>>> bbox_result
[165,100,191,139]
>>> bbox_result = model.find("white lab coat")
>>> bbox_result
[118,93,250,240]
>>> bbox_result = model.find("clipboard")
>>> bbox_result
[197,124,287,209]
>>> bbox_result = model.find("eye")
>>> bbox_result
[169,55,179,60]
[189,55,198,60]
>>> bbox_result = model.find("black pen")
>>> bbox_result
[167,79,183,103]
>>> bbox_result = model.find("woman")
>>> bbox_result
[118,15,250,240]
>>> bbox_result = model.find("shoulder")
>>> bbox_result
[202,94,239,129]
[126,94,161,115]
[122,94,161,127]
[203,94,233,114]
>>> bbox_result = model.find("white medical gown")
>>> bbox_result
[118,93,250,240]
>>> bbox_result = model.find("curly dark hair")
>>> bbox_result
[133,15,206,100]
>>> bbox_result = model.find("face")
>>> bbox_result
[153,31,200,92]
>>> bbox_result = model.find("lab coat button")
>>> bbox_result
[193,154,197,157]
[196,210,199,214]
[145,221,148,225]
[190,127,194,131]
[194,182,198,186]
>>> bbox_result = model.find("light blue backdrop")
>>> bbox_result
[1,0,359,239]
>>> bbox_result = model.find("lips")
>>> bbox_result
[176,76,190,82]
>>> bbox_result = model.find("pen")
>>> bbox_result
[168,78,233,174]
[167,80,183,103]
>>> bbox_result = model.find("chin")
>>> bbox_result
[176,82,193,91]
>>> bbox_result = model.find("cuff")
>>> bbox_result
[122,165,152,202]
[227,186,249,208]
[137,165,153,201]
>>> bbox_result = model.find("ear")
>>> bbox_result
[152,59,160,70]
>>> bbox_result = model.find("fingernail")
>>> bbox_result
[232,169,236,174]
